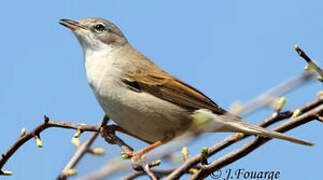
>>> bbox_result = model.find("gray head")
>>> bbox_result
[60,18,128,52]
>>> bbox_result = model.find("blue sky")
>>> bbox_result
[0,1,322,179]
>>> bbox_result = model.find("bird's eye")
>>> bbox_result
[95,24,105,31]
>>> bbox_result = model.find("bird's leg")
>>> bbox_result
[101,125,166,158]
[100,125,153,144]
[121,140,164,158]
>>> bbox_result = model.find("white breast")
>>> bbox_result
[83,46,192,142]
[84,47,126,116]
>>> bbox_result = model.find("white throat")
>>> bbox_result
[72,29,115,87]
[83,45,115,89]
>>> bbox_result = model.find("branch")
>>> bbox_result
[235,72,315,115]
[190,103,322,179]
[165,96,323,180]
[295,45,323,81]
[78,158,130,180]
[57,116,109,180]
[80,88,320,180]
[78,127,136,180]
[122,168,176,180]
[1,45,320,179]
[0,116,98,175]
[80,126,162,180]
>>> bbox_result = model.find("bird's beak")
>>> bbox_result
[59,19,88,31]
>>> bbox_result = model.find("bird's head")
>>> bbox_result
[60,18,128,52]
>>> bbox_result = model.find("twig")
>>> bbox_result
[101,126,134,153]
[100,124,160,179]
[65,45,322,179]
[122,95,321,180]
[143,164,158,180]
[237,72,315,115]
[295,45,323,79]
[78,158,130,180]
[102,127,159,179]
[56,116,109,180]
[58,132,98,179]
[78,128,136,180]
[81,96,321,180]
[122,168,177,180]
[189,104,322,179]
[80,88,321,180]
[165,96,322,180]
[0,116,98,173]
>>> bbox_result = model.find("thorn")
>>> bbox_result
[34,135,43,148]
[1,170,13,176]
[149,160,161,167]
[292,109,301,119]
[74,129,82,138]
[71,138,81,147]
[20,128,26,138]
[182,147,189,161]
[91,148,106,155]
[64,169,77,177]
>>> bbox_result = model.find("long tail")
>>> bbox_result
[193,109,315,146]
[227,119,314,146]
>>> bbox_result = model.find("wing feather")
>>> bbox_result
[122,71,226,115]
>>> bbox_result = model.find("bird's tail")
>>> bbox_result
[192,109,314,146]
[227,119,314,146]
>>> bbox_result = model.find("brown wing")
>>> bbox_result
[122,71,227,115]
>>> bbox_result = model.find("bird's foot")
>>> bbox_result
[100,125,117,144]
[121,140,164,159]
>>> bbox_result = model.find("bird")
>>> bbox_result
[60,18,314,157]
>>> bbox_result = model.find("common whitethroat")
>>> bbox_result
[60,18,313,157]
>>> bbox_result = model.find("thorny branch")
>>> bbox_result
[108,96,321,180]
[1,45,322,179]
[57,116,109,180]
[295,45,323,79]
[0,116,98,175]
[168,97,323,180]
[82,45,322,180]
[189,104,322,179]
